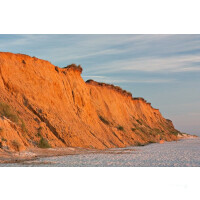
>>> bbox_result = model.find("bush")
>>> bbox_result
[37,126,43,137]
[38,137,51,148]
[0,127,3,133]
[148,140,156,144]
[0,102,19,123]
[136,142,145,146]
[1,137,7,142]
[136,119,142,125]
[21,119,27,133]
[171,131,179,136]
[12,140,21,151]
[131,128,136,132]
[117,126,124,131]
[0,102,28,133]
[65,64,83,73]
[98,115,109,125]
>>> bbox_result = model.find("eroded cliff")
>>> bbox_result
[0,52,180,151]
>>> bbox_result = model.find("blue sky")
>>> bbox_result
[0,34,199,135]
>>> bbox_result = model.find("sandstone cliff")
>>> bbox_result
[0,52,180,151]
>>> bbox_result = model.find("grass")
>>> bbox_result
[98,115,109,125]
[0,102,19,123]
[21,119,27,133]
[0,101,28,133]
[37,126,43,137]
[171,130,179,136]
[38,137,51,148]
[117,125,124,131]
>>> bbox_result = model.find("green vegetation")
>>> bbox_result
[12,140,21,151]
[135,141,145,146]
[38,137,51,148]
[171,130,179,136]
[0,101,28,133]
[21,119,27,133]
[136,119,142,125]
[131,128,136,132]
[0,127,3,133]
[98,115,110,125]
[1,137,7,142]
[117,125,124,131]
[148,140,156,144]
[0,102,19,123]
[37,126,43,137]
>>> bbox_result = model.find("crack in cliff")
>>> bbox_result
[112,131,125,144]
[0,67,10,91]
[89,131,109,148]
[22,97,66,145]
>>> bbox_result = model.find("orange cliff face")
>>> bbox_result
[0,52,180,151]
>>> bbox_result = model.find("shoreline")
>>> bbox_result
[0,136,197,165]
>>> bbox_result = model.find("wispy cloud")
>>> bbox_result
[1,34,200,74]
[0,34,200,135]
[88,54,200,74]
[82,75,175,84]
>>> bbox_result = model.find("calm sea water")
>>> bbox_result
[1,138,200,167]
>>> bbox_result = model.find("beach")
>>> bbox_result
[0,138,199,167]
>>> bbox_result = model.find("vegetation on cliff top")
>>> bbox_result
[64,64,83,73]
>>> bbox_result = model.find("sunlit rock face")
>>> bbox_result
[0,52,179,151]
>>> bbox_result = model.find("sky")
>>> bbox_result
[0,34,199,135]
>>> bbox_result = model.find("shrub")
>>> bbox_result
[148,140,156,144]
[171,131,179,136]
[1,137,7,142]
[117,126,124,131]
[65,64,83,73]
[22,60,26,64]
[38,137,51,148]
[12,140,21,151]
[37,126,43,137]
[0,102,19,123]
[98,115,109,125]
[0,102,28,133]
[21,119,27,133]
[136,119,142,125]
[131,128,136,132]
[135,141,145,146]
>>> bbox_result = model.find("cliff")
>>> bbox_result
[0,52,180,151]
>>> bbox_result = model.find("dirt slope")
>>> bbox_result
[0,52,180,151]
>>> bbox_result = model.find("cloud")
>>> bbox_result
[1,34,200,74]
[82,75,175,84]
[88,54,200,74]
